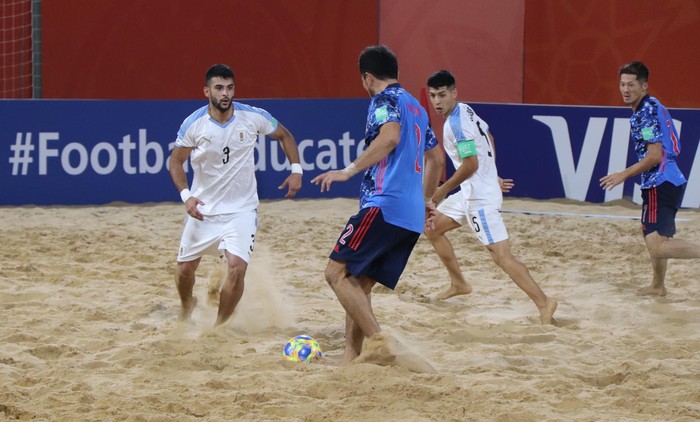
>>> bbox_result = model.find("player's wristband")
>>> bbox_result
[424,197,433,206]
[180,188,191,203]
[291,163,303,175]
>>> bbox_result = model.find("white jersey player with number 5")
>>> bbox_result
[425,69,557,324]
[168,64,303,327]
[441,101,501,211]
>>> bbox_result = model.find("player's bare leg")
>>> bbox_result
[425,213,473,300]
[324,261,381,361]
[215,252,247,326]
[640,233,671,296]
[343,314,363,363]
[176,258,201,321]
[325,263,436,372]
[640,232,700,296]
[341,276,374,363]
[638,256,668,296]
[538,297,558,325]
[207,255,226,307]
[487,240,557,324]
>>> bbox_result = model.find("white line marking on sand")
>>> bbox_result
[501,209,691,222]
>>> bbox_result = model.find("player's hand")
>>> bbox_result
[431,186,448,207]
[424,202,437,231]
[599,172,625,191]
[311,170,350,193]
[499,177,514,193]
[279,173,302,199]
[184,196,205,221]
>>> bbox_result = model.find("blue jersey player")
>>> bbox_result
[312,45,444,371]
[600,61,700,296]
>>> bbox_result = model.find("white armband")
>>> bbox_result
[179,188,191,203]
[291,163,303,175]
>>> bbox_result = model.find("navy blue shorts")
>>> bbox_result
[329,206,420,290]
[641,182,685,237]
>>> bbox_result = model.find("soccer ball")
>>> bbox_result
[283,335,323,363]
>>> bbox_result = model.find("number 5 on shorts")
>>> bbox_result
[471,215,481,233]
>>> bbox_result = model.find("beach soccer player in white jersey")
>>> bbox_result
[425,69,557,324]
[168,64,303,326]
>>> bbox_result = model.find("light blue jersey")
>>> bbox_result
[359,83,438,233]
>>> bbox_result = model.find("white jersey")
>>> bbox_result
[175,102,277,215]
[442,102,502,209]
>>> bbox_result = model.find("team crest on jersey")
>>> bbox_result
[237,131,245,143]
[374,105,389,123]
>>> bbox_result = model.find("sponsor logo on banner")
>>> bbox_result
[2,100,699,207]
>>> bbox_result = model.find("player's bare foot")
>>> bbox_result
[539,297,557,325]
[353,333,437,374]
[436,282,473,300]
[637,285,668,296]
[342,350,360,365]
[179,296,198,321]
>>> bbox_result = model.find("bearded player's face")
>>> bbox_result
[205,77,234,112]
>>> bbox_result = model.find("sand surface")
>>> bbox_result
[1,197,699,421]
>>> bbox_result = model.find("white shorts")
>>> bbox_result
[177,210,257,263]
[437,194,508,245]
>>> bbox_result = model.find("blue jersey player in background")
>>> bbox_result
[600,61,700,297]
[312,45,444,372]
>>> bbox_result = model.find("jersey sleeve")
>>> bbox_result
[425,125,438,151]
[450,105,481,159]
[253,107,279,135]
[175,106,208,148]
[639,102,662,144]
[176,122,198,148]
[372,92,401,127]
[452,108,479,142]
[232,103,279,135]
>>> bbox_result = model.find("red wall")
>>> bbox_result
[378,0,525,150]
[379,0,525,105]
[524,0,700,108]
[34,0,700,108]
[41,0,378,99]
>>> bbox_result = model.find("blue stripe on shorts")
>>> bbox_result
[478,208,494,244]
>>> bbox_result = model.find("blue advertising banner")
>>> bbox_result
[470,103,700,208]
[1,99,369,206]
[2,99,699,207]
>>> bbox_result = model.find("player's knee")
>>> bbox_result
[226,263,246,281]
[424,226,444,242]
[323,266,338,286]
[644,232,667,258]
[324,261,345,287]
[177,261,197,278]
[488,246,512,267]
